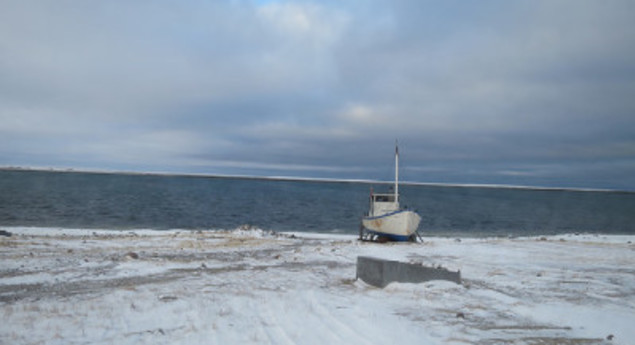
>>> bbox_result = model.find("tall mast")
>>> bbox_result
[395,141,399,202]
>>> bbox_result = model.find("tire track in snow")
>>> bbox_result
[304,289,376,345]
[253,295,297,345]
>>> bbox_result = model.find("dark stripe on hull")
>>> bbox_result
[366,230,411,242]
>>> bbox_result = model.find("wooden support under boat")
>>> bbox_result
[359,222,423,243]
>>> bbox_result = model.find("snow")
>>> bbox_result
[1,227,634,345]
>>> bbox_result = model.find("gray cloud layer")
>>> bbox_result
[1,0,634,190]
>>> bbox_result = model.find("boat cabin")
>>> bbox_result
[368,192,399,217]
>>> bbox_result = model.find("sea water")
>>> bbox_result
[1,169,634,237]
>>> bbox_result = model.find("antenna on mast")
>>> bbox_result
[395,139,399,202]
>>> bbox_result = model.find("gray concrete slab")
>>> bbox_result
[356,256,461,288]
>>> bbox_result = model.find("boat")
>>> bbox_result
[360,144,421,242]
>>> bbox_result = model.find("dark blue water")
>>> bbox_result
[1,169,634,236]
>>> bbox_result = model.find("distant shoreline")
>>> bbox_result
[0,165,629,194]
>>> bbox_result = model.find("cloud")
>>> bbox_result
[1,0,634,189]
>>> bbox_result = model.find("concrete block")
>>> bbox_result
[356,256,461,288]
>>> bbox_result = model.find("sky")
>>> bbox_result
[1,0,635,190]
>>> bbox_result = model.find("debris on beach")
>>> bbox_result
[124,252,139,260]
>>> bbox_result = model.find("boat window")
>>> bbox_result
[374,194,395,202]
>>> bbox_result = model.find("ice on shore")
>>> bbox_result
[1,227,634,344]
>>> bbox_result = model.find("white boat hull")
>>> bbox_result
[362,210,421,241]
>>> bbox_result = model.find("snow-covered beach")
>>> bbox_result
[1,227,634,345]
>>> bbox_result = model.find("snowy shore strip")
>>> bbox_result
[1,227,634,345]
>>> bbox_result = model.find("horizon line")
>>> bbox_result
[1,165,630,194]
